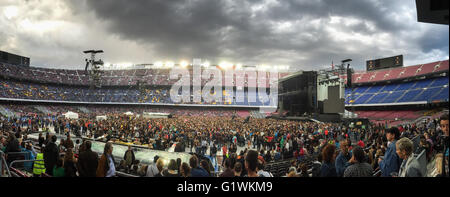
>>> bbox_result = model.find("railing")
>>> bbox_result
[115,171,140,177]
[0,150,12,177]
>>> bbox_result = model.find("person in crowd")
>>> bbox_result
[74,139,81,154]
[244,150,259,177]
[378,127,402,177]
[234,162,243,177]
[33,147,46,177]
[343,146,373,177]
[298,163,309,177]
[44,135,59,176]
[257,157,273,177]
[23,142,37,172]
[176,158,182,176]
[96,142,116,177]
[58,139,65,153]
[396,137,423,177]
[53,158,65,177]
[64,133,74,150]
[431,153,444,177]
[146,155,160,177]
[154,158,164,177]
[77,141,98,177]
[180,162,191,178]
[438,114,448,177]
[200,160,211,177]
[189,155,209,177]
[123,145,135,170]
[63,148,78,177]
[220,158,234,177]
[5,134,21,163]
[163,159,179,177]
[335,140,351,177]
[38,133,45,148]
[319,144,337,177]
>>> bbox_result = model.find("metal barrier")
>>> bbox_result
[0,150,12,177]
[115,171,140,177]
[9,159,44,177]
[373,170,381,177]
[9,166,29,177]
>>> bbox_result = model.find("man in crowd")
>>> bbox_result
[378,127,402,177]
[244,150,259,177]
[43,135,59,176]
[189,155,209,177]
[343,146,373,177]
[335,140,351,177]
[77,141,99,177]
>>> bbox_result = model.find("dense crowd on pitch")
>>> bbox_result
[0,111,448,177]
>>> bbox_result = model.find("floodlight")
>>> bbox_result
[180,60,189,68]
[165,61,174,67]
[155,61,163,67]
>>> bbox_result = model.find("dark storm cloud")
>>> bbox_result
[418,27,449,53]
[79,0,439,69]
[80,0,236,59]
[2,0,448,70]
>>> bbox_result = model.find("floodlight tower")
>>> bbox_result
[83,50,104,88]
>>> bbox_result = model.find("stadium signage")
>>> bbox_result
[169,64,279,113]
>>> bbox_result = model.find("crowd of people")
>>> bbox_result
[1,63,283,87]
[0,78,270,106]
[1,105,448,177]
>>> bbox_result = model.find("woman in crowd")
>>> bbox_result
[96,142,116,177]
[163,159,179,177]
[64,148,78,177]
[319,144,337,177]
[180,162,191,178]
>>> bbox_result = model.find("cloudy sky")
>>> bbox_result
[0,0,448,71]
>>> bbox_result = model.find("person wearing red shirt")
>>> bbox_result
[357,139,365,148]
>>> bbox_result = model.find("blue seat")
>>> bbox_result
[397,89,423,102]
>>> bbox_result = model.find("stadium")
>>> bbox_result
[0,0,448,182]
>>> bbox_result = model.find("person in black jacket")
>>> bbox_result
[5,134,21,163]
[77,141,99,177]
[64,148,78,177]
[44,135,59,176]
[38,133,45,148]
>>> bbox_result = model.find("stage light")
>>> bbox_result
[165,61,174,68]
[203,61,210,67]
[155,61,163,67]
[236,63,243,69]
[180,60,189,68]
[219,62,232,69]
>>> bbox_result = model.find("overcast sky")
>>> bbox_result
[0,0,448,71]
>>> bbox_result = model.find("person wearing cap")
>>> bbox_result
[378,127,402,177]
